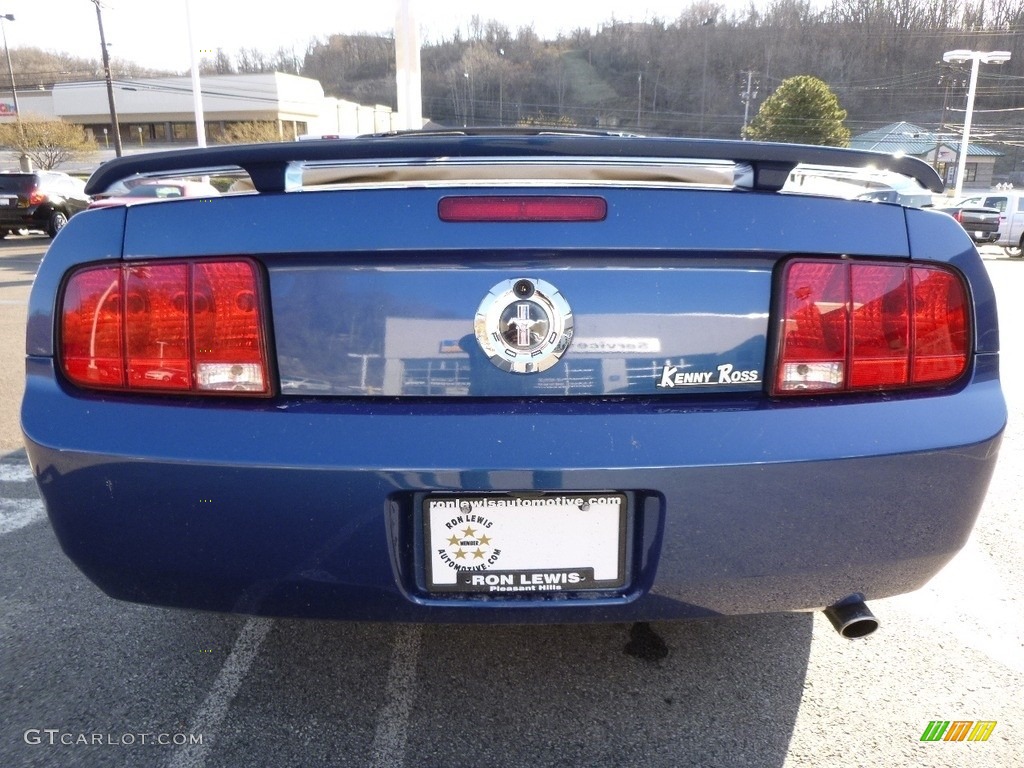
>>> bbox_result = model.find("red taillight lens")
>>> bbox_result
[61,259,270,396]
[850,264,910,388]
[774,259,969,394]
[28,190,46,207]
[192,261,268,392]
[61,267,125,387]
[912,267,968,384]
[438,196,607,222]
[125,263,190,390]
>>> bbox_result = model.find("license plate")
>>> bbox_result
[424,493,627,593]
[0,196,14,207]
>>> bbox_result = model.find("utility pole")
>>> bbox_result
[739,70,759,139]
[497,48,504,126]
[699,17,715,137]
[934,67,966,176]
[636,71,642,127]
[92,0,122,157]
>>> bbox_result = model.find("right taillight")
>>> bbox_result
[773,258,969,395]
[60,258,270,396]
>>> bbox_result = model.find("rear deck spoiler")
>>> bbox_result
[84,130,944,196]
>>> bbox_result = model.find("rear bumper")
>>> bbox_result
[0,208,44,229]
[22,356,1005,623]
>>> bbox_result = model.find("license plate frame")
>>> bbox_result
[423,492,628,594]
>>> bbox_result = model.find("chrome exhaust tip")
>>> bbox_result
[824,598,879,638]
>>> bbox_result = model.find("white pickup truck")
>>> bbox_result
[957,190,1024,256]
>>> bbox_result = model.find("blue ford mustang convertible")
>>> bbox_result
[21,132,1005,637]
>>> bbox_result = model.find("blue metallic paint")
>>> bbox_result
[115,187,913,258]
[22,354,1002,621]
[21,176,1006,623]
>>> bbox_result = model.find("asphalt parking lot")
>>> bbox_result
[1,236,1021,767]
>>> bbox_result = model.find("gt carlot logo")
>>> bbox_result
[920,720,997,742]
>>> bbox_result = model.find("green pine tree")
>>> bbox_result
[744,75,850,147]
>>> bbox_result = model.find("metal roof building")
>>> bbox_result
[850,121,1001,191]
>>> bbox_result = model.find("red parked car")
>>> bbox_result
[88,179,220,209]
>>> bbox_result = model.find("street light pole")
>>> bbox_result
[0,14,21,128]
[185,0,206,148]
[92,0,123,157]
[942,49,1011,199]
[0,12,29,169]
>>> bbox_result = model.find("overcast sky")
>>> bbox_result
[7,0,767,74]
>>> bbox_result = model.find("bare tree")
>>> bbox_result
[221,122,282,144]
[0,118,96,169]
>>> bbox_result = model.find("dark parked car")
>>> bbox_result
[0,170,91,238]
[21,134,1005,639]
[933,201,1001,245]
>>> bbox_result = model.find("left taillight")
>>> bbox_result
[773,258,970,395]
[60,258,271,396]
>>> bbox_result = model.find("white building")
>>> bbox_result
[2,73,403,147]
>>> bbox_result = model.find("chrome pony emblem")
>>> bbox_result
[474,278,573,373]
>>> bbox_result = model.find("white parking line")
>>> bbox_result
[167,617,273,768]
[368,624,423,768]
[0,498,45,535]
[0,463,35,483]
[888,537,1024,674]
